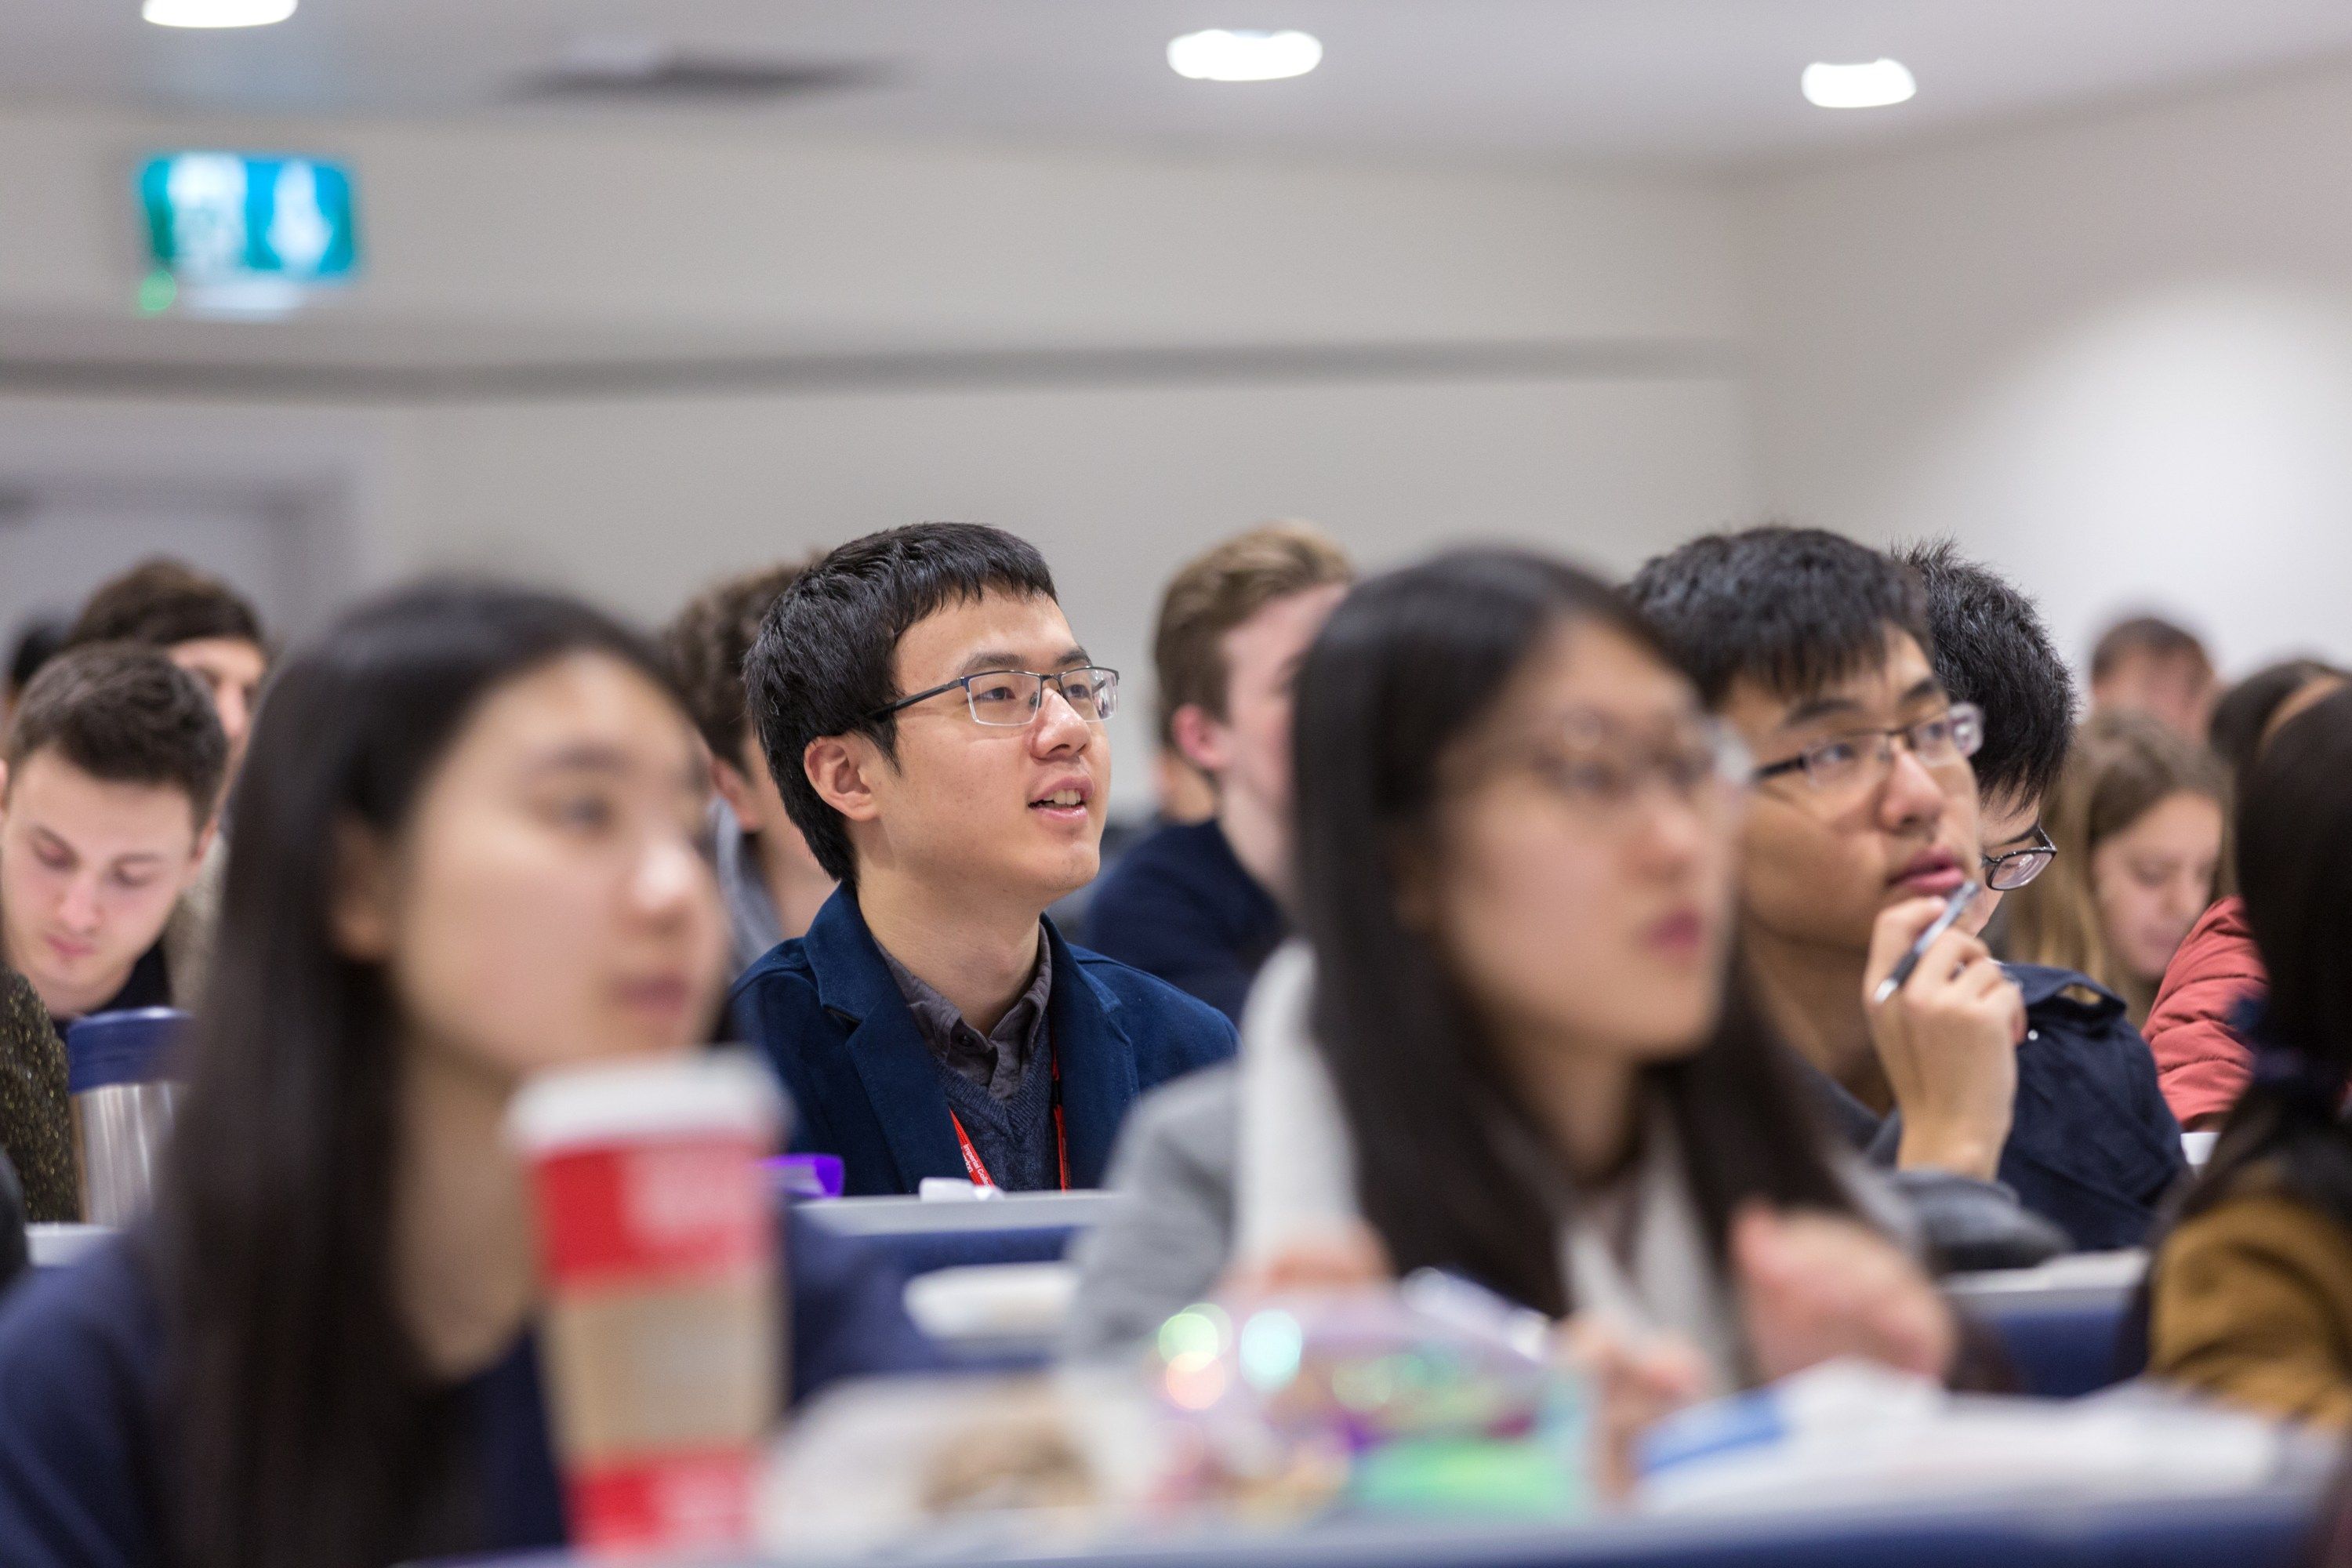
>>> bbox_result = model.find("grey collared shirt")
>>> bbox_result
[880,932,1053,1102]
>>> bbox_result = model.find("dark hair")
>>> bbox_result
[5,615,70,700]
[64,557,266,655]
[3,643,227,826]
[664,557,816,764]
[2209,659,2344,795]
[156,582,681,1568]
[2089,614,2210,684]
[1625,526,1933,708]
[746,523,1057,884]
[1896,540,2077,816]
[1292,547,1860,1318]
[2170,686,2352,1238]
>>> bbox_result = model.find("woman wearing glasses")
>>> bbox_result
[1218,549,1964,1437]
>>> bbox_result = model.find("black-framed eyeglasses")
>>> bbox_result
[869,666,1120,728]
[1752,702,1984,797]
[1983,824,2057,893]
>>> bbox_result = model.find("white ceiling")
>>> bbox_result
[9,0,2352,169]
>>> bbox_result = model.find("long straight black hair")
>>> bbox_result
[1290,548,1860,1319]
[154,582,683,1568]
[2171,685,2352,1235]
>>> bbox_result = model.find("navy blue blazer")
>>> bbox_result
[729,891,1238,1196]
[1817,962,2187,1252]
[1084,818,1288,1027]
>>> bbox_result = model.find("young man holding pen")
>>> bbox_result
[1630,528,2183,1254]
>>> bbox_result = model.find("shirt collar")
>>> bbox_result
[878,928,1054,1096]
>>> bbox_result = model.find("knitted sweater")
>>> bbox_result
[0,967,77,1222]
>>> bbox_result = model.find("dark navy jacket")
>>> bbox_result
[0,1212,937,1567]
[1818,963,2187,1252]
[1083,818,1287,1027]
[730,890,1238,1196]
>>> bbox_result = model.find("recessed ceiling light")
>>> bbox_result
[1167,29,1322,83]
[1801,59,1915,110]
[143,0,296,27]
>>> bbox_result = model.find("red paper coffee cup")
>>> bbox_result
[509,1052,786,1556]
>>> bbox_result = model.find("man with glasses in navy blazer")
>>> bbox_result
[730,523,1236,1196]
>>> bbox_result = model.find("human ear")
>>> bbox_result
[803,735,883,826]
[1169,703,1232,778]
[710,755,760,825]
[185,816,220,887]
[326,817,397,962]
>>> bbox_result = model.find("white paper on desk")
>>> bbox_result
[1639,1364,2292,1516]
[903,1261,1078,1342]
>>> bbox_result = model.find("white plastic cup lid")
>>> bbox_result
[506,1051,785,1157]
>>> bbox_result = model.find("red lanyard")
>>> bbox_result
[947,1054,1069,1192]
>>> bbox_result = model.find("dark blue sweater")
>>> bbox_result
[1081,819,1286,1027]
[1816,963,2187,1252]
[0,1211,938,1567]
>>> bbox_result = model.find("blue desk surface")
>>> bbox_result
[473,1476,2324,1568]
[1948,1257,2147,1399]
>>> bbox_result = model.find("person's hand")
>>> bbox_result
[1733,1203,1956,1385]
[1217,1221,1394,1300]
[1863,894,2024,1181]
[1555,1316,1715,1504]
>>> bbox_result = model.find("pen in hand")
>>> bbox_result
[1871,882,1981,1006]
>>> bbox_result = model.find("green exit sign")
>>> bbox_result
[139,152,360,286]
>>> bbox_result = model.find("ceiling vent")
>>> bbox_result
[519,40,888,103]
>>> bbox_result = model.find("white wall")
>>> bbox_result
[0,107,1745,359]
[1739,64,2352,678]
[0,111,1759,810]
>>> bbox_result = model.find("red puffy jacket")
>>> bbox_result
[2146,897,2267,1127]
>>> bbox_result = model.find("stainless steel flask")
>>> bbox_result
[64,1008,187,1227]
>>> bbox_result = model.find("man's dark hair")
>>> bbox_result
[4,642,229,826]
[64,557,266,655]
[1896,539,2076,817]
[5,615,70,701]
[1624,525,1932,708]
[2089,614,2210,684]
[663,558,815,766]
[746,523,1058,885]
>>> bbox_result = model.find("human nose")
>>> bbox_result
[1874,740,1946,832]
[627,828,711,923]
[56,874,103,932]
[2170,869,2212,924]
[1029,684,1094,754]
[1625,777,1711,874]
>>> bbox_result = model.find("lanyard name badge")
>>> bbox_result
[947,1055,1069,1192]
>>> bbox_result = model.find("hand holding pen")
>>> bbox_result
[1861,883,2026,1182]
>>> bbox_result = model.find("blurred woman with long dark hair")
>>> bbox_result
[0,583,931,1568]
[1236,549,1952,1392]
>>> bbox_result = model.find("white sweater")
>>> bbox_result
[1232,940,1748,1389]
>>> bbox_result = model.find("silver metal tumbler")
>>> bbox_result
[64,1008,188,1227]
